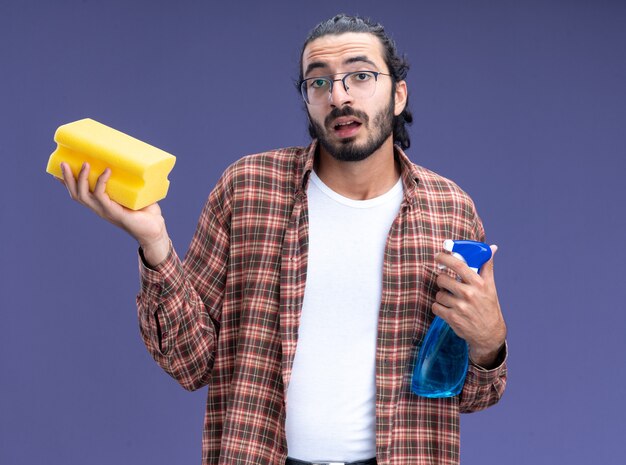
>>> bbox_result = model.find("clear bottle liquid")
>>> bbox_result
[411,316,468,397]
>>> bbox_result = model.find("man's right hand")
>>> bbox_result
[60,161,170,267]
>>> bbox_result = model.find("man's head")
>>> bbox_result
[298,14,413,161]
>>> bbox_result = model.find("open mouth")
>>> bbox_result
[332,118,362,137]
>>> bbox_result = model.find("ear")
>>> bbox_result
[394,80,408,116]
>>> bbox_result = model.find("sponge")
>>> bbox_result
[47,118,176,210]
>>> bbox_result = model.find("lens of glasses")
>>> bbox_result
[301,71,379,105]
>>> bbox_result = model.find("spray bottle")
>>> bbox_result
[411,240,492,398]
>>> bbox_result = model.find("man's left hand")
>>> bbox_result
[433,245,506,368]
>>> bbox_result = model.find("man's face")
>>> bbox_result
[301,32,405,162]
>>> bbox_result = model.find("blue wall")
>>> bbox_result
[1,1,625,463]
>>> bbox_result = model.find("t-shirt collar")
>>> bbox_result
[298,139,420,203]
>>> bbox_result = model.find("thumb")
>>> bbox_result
[480,244,498,281]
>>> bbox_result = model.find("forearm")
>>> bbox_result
[136,242,219,391]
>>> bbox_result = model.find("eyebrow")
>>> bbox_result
[304,55,379,77]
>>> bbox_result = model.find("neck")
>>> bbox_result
[315,137,400,200]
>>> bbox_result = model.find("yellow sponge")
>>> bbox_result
[47,118,176,210]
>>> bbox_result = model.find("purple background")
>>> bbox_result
[2,1,625,464]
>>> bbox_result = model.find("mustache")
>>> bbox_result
[324,107,369,129]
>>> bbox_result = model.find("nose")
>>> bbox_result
[329,78,353,107]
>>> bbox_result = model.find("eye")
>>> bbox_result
[310,78,329,89]
[353,72,373,81]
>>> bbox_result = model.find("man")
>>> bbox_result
[60,14,507,465]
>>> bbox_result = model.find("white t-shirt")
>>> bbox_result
[285,170,403,462]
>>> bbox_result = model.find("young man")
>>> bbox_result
[60,14,507,465]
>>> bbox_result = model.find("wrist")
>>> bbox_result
[139,232,170,268]
[469,341,506,369]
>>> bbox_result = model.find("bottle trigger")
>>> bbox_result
[451,252,466,264]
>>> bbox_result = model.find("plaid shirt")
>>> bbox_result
[137,141,507,465]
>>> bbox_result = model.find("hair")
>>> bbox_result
[298,14,413,150]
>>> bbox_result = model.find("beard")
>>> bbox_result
[307,96,395,162]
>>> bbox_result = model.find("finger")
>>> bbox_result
[435,289,457,309]
[93,167,111,198]
[479,244,498,283]
[435,251,478,285]
[432,300,473,339]
[76,162,92,202]
[432,302,461,330]
[432,301,449,319]
[60,163,78,199]
[436,271,466,297]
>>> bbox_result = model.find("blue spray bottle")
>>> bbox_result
[411,240,492,398]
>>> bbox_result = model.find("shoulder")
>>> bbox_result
[407,162,483,237]
[219,145,310,188]
[209,145,311,208]
[396,146,475,209]
[229,146,309,175]
[410,163,476,205]
[203,146,310,227]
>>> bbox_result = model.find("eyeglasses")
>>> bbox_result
[299,70,392,105]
